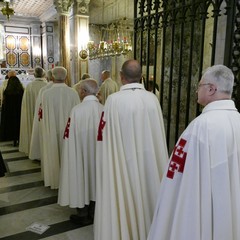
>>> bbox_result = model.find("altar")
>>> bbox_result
[0,68,35,87]
[0,68,35,106]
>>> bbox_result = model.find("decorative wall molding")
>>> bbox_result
[41,22,56,70]
[54,0,73,15]
[74,0,90,15]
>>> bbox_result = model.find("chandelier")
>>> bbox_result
[1,1,14,20]
[82,18,133,60]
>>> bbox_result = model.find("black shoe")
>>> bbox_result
[70,214,93,225]
[88,201,95,220]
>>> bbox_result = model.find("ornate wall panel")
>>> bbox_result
[20,52,30,66]
[4,26,31,68]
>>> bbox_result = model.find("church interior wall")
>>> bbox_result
[89,0,133,25]
[0,0,134,86]
[87,0,134,86]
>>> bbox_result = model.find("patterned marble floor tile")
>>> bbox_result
[2,151,27,160]
[0,172,43,188]
[7,159,40,172]
[40,225,94,240]
[0,141,94,239]
[0,186,58,207]
[0,204,77,238]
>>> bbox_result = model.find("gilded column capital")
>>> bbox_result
[75,0,90,14]
[54,0,73,15]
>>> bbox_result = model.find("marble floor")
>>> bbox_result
[0,141,94,240]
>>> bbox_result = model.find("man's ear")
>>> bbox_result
[208,84,217,96]
[120,71,124,82]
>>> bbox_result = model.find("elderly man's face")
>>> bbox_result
[196,76,217,106]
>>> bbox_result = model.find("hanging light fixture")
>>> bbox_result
[87,17,133,60]
[1,1,14,20]
[79,0,133,60]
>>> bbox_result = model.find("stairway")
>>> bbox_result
[0,141,93,240]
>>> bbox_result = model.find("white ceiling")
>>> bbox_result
[0,0,120,23]
[13,0,53,18]
[0,0,54,18]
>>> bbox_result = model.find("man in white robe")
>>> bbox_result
[94,60,169,240]
[41,66,79,189]
[58,79,103,223]
[148,65,240,240]
[29,69,53,161]
[19,67,47,155]
[97,70,119,104]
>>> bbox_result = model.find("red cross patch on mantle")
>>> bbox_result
[38,104,42,121]
[63,117,71,139]
[97,112,106,141]
[167,138,187,179]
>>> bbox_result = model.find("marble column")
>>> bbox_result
[30,23,42,68]
[69,0,90,85]
[54,0,72,86]
[41,22,55,70]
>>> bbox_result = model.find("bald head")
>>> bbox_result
[120,60,142,84]
[8,70,16,78]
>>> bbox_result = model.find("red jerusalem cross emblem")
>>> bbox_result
[97,112,106,141]
[38,104,42,121]
[167,138,187,179]
[63,117,71,139]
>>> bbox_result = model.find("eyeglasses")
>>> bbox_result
[196,83,212,91]
[198,83,211,88]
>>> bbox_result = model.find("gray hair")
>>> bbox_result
[34,67,45,78]
[202,65,234,95]
[79,78,99,95]
[52,67,67,81]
